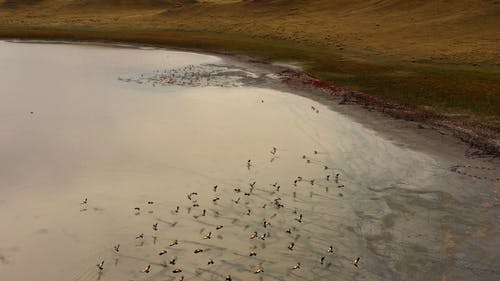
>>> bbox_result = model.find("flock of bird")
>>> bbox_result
[118,65,257,88]
[76,71,363,280]
[79,140,362,280]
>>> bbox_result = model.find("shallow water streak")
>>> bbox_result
[0,41,498,281]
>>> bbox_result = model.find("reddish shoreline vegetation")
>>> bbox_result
[2,10,500,281]
[277,69,500,155]
[1,0,499,154]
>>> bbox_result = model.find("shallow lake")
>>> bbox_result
[0,41,498,281]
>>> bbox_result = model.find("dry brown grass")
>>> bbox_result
[2,0,499,65]
[1,0,499,129]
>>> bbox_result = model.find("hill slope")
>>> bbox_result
[2,0,499,64]
[1,0,499,133]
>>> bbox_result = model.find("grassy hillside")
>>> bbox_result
[1,0,499,130]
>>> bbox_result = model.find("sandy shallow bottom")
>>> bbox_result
[0,41,498,281]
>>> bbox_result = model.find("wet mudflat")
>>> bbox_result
[0,41,498,281]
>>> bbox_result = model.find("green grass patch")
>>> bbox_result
[1,25,499,129]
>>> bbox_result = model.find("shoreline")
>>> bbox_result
[1,38,499,281]
[2,37,499,157]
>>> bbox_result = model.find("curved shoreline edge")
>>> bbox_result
[2,37,499,156]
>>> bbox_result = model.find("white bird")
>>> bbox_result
[263,220,271,228]
[96,260,104,271]
[328,245,334,253]
[295,214,303,223]
[353,257,360,267]
[292,262,301,269]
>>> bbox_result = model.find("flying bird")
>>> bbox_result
[295,214,303,223]
[353,257,360,267]
[96,260,104,271]
[255,266,264,274]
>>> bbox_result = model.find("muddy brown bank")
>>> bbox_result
[0,41,498,281]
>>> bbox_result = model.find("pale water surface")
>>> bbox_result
[0,41,498,281]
